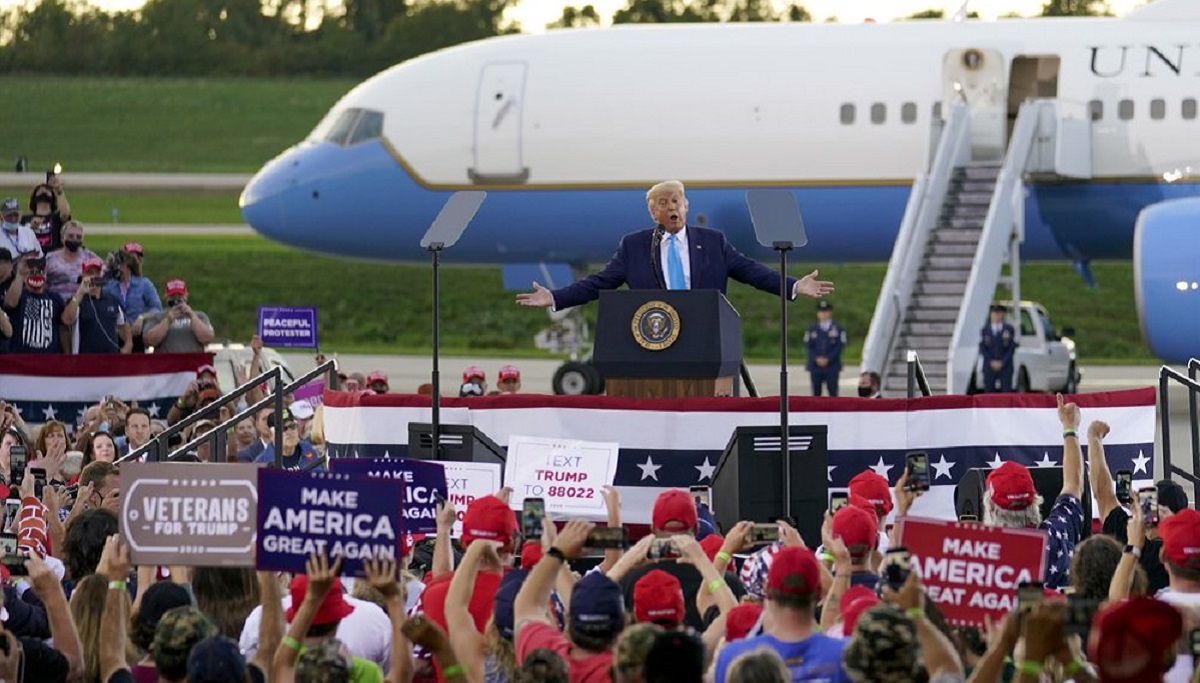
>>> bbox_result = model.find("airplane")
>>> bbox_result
[240,0,1200,385]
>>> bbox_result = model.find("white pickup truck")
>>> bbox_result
[969,300,1082,394]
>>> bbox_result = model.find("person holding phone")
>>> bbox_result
[1,197,41,262]
[44,220,98,301]
[22,177,71,253]
[140,279,214,353]
[73,257,131,354]
[4,255,83,354]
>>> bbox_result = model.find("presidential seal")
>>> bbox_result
[632,301,681,351]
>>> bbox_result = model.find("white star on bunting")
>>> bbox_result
[147,403,161,418]
[1034,452,1058,468]
[827,465,837,483]
[694,457,715,482]
[931,454,956,480]
[1131,450,1150,475]
[986,453,1005,469]
[869,456,894,480]
[637,456,661,481]
[41,405,57,421]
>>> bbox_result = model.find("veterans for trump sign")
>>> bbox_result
[329,458,448,534]
[897,516,1047,627]
[121,463,259,567]
[256,470,405,576]
[505,435,619,515]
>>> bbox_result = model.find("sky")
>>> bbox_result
[0,0,1149,29]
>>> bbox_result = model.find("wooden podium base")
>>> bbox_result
[605,376,734,399]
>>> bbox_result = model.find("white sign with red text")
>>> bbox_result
[505,435,619,515]
[435,461,502,538]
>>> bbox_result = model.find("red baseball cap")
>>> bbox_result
[633,569,685,628]
[165,279,188,297]
[831,505,879,561]
[724,603,763,642]
[462,366,486,383]
[848,470,893,516]
[124,241,144,255]
[520,540,543,571]
[286,575,355,626]
[499,365,521,381]
[766,546,821,598]
[652,489,698,533]
[699,534,725,563]
[1087,597,1183,683]
[81,256,104,273]
[461,496,518,552]
[986,461,1037,511]
[196,364,217,379]
[839,585,881,634]
[367,371,388,385]
[401,533,426,557]
[1160,508,1200,570]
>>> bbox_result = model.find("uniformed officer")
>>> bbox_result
[805,300,846,396]
[979,303,1017,392]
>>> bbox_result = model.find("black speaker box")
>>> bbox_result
[955,466,1091,536]
[406,423,505,466]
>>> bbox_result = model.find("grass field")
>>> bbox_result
[83,233,1154,363]
[0,190,245,225]
[0,77,355,173]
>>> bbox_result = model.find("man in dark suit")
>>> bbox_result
[516,180,833,310]
[979,303,1017,392]
[804,300,846,396]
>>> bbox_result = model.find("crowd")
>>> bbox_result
[0,387,1194,683]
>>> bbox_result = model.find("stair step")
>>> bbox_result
[940,217,985,230]
[947,204,990,219]
[963,165,1002,180]
[888,360,947,376]
[958,180,997,193]
[914,281,966,296]
[911,294,964,308]
[925,255,976,270]
[946,191,994,205]
[929,242,979,257]
[919,269,972,283]
[932,227,984,243]
[905,321,956,336]
[895,335,952,350]
[906,308,959,322]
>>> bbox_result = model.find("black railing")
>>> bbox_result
[1160,361,1200,497]
[906,350,932,398]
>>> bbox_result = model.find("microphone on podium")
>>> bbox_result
[650,223,666,289]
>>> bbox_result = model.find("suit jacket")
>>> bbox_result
[979,323,1017,366]
[550,226,798,310]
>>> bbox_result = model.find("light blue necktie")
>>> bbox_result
[666,234,686,290]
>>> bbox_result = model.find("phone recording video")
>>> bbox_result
[1139,488,1159,527]
[9,445,26,487]
[30,468,46,499]
[829,492,849,513]
[585,526,628,550]
[1115,470,1133,505]
[0,533,27,576]
[749,523,780,545]
[1190,628,1200,658]
[647,537,679,561]
[689,485,711,509]
[1017,581,1045,612]
[879,547,911,594]
[905,451,930,492]
[522,498,545,541]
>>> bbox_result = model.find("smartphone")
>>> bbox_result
[647,537,680,561]
[905,451,930,492]
[0,533,27,577]
[8,445,26,487]
[1017,581,1045,611]
[1115,470,1133,505]
[522,498,545,541]
[1190,628,1200,658]
[830,492,849,513]
[3,500,19,530]
[1139,487,1159,527]
[432,489,446,507]
[30,468,46,499]
[879,547,911,593]
[585,526,628,550]
[749,523,780,545]
[689,485,711,509]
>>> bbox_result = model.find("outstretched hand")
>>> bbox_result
[794,270,835,299]
[515,281,554,308]
[1057,393,1080,431]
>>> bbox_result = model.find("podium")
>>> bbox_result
[406,423,506,466]
[592,290,743,399]
[711,425,828,548]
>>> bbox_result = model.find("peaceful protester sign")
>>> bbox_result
[256,469,406,576]
[121,463,260,567]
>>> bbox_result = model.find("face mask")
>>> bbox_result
[1,221,17,232]
[857,386,874,398]
[64,240,82,252]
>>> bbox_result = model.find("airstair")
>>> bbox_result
[861,99,1092,395]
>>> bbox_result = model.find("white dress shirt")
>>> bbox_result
[659,226,692,290]
[239,593,392,669]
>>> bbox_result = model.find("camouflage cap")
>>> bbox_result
[296,639,352,683]
[841,604,923,683]
[151,606,218,673]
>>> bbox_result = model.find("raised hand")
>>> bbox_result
[303,552,343,602]
[1057,393,1080,431]
[553,520,593,560]
[363,556,401,600]
[515,281,554,308]
[97,535,131,582]
[1088,420,1110,440]
[794,270,835,299]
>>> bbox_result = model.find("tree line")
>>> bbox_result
[0,0,1110,77]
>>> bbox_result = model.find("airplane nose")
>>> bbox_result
[239,147,298,242]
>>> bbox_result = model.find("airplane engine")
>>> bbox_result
[1134,198,1200,364]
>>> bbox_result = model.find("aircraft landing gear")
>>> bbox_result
[553,360,605,395]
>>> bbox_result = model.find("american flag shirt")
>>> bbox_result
[1040,495,1085,591]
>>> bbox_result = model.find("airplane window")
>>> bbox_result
[1118,99,1134,121]
[932,102,942,120]
[871,103,886,124]
[1151,98,1166,120]
[325,109,361,145]
[1184,99,1197,120]
[840,104,855,125]
[901,102,917,124]
[348,110,384,144]
[1089,100,1103,121]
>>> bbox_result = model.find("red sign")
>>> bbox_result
[897,516,1048,627]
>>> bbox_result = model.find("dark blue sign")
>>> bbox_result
[257,306,318,348]
[330,458,447,534]
[256,470,405,576]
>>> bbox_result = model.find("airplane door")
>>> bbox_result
[470,62,530,184]
[943,49,1007,161]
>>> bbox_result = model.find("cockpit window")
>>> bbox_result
[325,109,360,145]
[348,110,384,144]
[323,108,385,146]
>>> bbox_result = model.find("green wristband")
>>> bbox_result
[1063,430,1077,439]
[905,607,924,620]
[108,580,126,591]
[443,664,465,678]
[282,636,302,650]
[715,551,732,563]
[1016,660,1044,675]
[1063,658,1085,675]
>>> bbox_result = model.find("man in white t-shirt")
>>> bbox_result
[1151,508,1200,682]
[238,585,391,669]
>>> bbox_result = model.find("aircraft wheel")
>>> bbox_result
[554,361,593,395]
